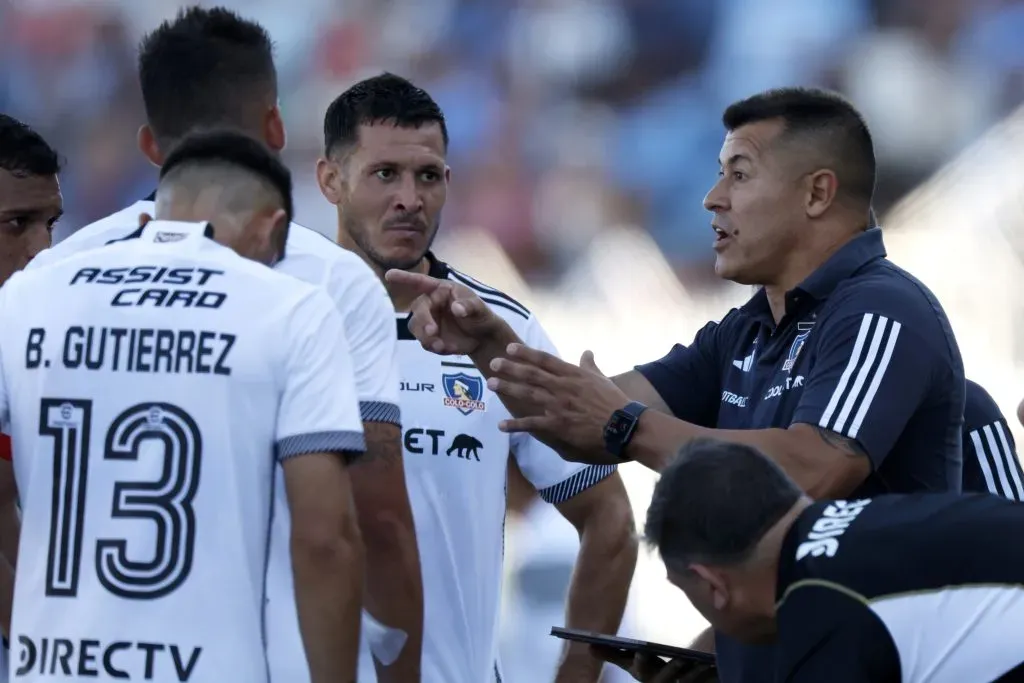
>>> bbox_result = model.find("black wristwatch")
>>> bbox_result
[603,401,648,460]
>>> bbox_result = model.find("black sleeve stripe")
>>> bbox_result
[276,430,366,462]
[479,294,530,320]
[968,422,1024,501]
[447,268,530,318]
[538,464,616,505]
[359,400,401,426]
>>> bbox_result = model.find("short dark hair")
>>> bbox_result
[722,87,876,207]
[138,6,276,143]
[0,114,62,177]
[160,129,293,223]
[323,72,448,157]
[644,439,803,569]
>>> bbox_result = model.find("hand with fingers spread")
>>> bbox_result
[486,344,633,465]
[590,646,719,683]
[384,269,510,355]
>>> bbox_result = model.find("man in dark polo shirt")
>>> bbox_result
[384,87,966,682]
[618,438,1024,683]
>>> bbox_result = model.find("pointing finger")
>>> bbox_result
[384,269,444,295]
[498,415,557,434]
[407,295,443,349]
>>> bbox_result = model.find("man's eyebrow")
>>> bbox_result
[0,205,64,217]
[719,153,751,167]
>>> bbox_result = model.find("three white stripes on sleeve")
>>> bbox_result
[811,313,1024,500]
[970,423,1024,501]
[818,313,901,440]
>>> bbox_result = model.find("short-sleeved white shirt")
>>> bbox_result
[268,254,618,683]
[398,257,616,683]
[31,199,403,679]
[0,220,365,683]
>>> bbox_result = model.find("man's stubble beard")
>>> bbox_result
[342,211,443,273]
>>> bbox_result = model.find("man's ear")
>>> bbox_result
[316,157,343,205]
[804,169,838,219]
[137,126,163,167]
[265,103,286,153]
[691,564,732,611]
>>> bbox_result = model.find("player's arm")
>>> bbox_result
[630,305,949,498]
[278,290,368,683]
[551,470,637,683]
[336,271,422,682]
[963,380,1024,499]
[616,321,727,426]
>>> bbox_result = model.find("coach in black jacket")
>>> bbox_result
[613,438,1024,683]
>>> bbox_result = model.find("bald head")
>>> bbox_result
[155,130,293,265]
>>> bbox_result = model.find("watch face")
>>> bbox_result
[606,412,631,438]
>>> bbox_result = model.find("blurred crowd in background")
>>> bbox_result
[4,0,1024,287]
[5,0,1024,680]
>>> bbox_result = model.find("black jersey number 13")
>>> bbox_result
[39,398,201,600]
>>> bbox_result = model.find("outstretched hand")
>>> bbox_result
[385,269,507,356]
[486,345,631,465]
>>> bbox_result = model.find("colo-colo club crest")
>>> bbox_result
[442,372,487,415]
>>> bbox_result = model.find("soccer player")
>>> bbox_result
[0,129,366,682]
[390,87,965,683]
[25,8,423,680]
[311,73,637,683]
[0,113,63,603]
[608,438,1024,683]
[0,112,63,679]
[0,114,62,285]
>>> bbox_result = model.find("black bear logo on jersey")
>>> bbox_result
[447,434,482,461]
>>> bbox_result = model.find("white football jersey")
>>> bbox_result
[29,199,402,679]
[373,256,615,683]
[29,198,401,421]
[0,220,365,682]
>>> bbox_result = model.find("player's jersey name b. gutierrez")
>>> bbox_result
[24,326,235,376]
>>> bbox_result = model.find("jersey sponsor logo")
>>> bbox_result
[68,266,228,309]
[763,375,805,401]
[794,498,872,561]
[442,372,486,415]
[401,381,435,393]
[720,390,748,408]
[69,266,223,287]
[781,322,814,373]
[15,635,202,681]
[404,428,482,462]
[732,337,758,373]
[447,434,482,460]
